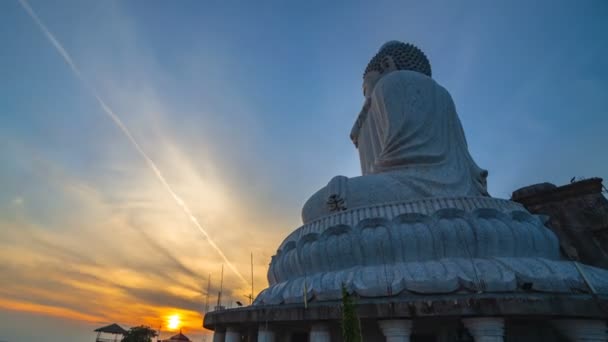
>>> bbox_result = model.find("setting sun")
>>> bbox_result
[168,314,180,330]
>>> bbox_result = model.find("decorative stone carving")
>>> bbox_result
[297,197,523,244]
[256,197,608,305]
[365,41,432,78]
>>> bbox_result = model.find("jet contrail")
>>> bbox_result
[18,0,249,286]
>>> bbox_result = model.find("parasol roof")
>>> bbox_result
[94,323,128,335]
[164,330,191,341]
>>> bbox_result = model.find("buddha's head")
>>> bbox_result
[363,41,432,99]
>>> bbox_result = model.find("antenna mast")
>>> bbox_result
[250,252,254,305]
[204,274,211,313]
[216,265,224,310]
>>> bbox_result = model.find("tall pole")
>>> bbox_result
[204,274,211,313]
[250,252,254,305]
[217,264,224,309]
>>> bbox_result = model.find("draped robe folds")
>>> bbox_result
[302,70,488,224]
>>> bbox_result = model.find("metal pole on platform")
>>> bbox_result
[217,264,224,309]
[204,274,211,313]
[251,252,254,305]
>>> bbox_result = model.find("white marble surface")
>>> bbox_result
[255,197,608,305]
[303,71,488,223]
[256,256,608,305]
[295,197,524,246]
[255,45,608,307]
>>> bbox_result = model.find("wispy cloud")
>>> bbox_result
[0,4,295,329]
[17,0,249,287]
[0,89,281,338]
[0,153,264,337]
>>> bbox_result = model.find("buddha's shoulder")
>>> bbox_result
[374,70,447,98]
[379,70,435,87]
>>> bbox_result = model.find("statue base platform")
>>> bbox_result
[257,197,608,305]
[204,293,608,332]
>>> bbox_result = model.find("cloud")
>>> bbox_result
[0,136,276,336]
[0,298,103,323]
[117,287,202,313]
[0,15,287,333]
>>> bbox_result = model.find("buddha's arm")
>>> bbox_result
[350,97,371,148]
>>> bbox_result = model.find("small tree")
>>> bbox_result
[341,284,362,342]
[121,325,157,342]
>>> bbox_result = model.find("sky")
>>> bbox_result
[1,0,607,341]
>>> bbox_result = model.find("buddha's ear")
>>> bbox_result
[381,55,397,73]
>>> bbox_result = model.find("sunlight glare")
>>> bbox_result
[168,314,180,330]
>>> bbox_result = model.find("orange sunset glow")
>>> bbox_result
[0,140,289,340]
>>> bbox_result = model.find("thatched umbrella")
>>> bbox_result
[94,323,128,341]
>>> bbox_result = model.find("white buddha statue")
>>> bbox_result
[255,41,608,306]
[303,41,489,223]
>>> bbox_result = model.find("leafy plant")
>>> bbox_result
[341,284,362,342]
[121,325,157,342]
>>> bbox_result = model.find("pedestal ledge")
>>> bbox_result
[204,293,608,331]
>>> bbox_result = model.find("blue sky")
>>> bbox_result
[1,0,607,341]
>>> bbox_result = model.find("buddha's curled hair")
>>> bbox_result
[364,41,432,78]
